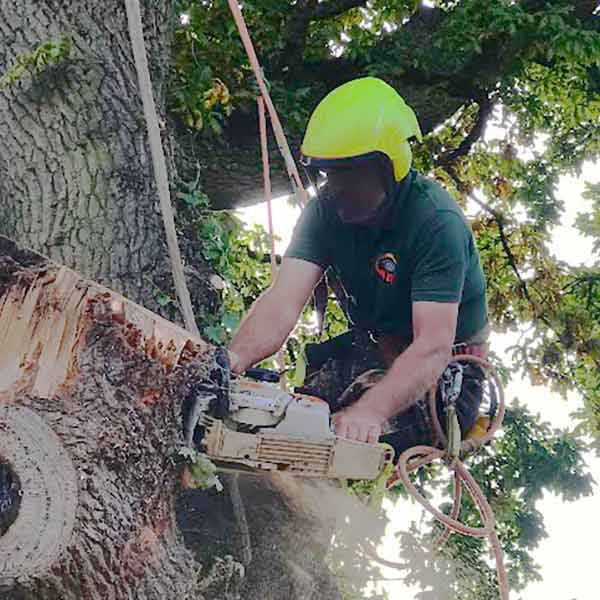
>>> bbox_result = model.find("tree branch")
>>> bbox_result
[314,0,368,19]
[437,95,493,167]
[444,165,540,315]
[282,0,318,60]
[280,0,367,69]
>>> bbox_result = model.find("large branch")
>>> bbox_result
[0,235,214,599]
[314,0,368,19]
[0,237,350,600]
[437,95,493,167]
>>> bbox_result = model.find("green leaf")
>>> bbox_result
[222,312,240,331]
[204,324,225,343]
[156,293,173,307]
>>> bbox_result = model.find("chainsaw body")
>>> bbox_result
[196,377,392,480]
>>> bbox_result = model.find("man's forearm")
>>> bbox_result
[228,290,297,373]
[355,340,451,421]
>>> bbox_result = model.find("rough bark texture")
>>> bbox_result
[0,0,199,314]
[0,237,346,599]
[0,236,215,599]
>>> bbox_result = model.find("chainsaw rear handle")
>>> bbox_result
[244,367,281,383]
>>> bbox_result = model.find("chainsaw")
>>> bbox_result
[184,354,394,481]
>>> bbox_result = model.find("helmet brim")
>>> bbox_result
[300,150,388,172]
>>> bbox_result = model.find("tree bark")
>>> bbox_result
[0,0,187,312]
[0,235,212,599]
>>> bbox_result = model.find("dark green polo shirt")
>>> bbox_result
[284,170,488,342]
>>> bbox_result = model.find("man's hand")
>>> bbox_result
[228,350,244,375]
[331,402,386,444]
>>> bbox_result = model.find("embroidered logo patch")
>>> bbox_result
[375,252,397,284]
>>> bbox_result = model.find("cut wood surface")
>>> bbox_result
[0,236,344,600]
[0,235,212,599]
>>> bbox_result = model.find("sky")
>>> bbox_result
[237,159,600,599]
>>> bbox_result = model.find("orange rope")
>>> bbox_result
[381,354,510,599]
[228,0,308,381]
[227,0,307,209]
[258,97,278,276]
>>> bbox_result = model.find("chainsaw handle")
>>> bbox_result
[244,367,281,383]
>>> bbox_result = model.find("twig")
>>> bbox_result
[437,96,492,167]
[445,165,542,321]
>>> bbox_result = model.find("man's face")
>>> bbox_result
[324,164,387,225]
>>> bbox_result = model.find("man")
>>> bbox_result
[228,77,489,456]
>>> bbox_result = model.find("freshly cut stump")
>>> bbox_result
[0,236,214,599]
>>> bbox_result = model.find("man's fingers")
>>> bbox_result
[367,425,381,445]
[332,412,382,443]
[333,415,349,439]
[346,422,359,441]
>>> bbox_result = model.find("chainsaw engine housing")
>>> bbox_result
[198,378,392,480]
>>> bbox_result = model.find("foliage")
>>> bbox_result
[175,179,271,343]
[178,447,223,492]
[447,403,593,594]
[170,0,324,136]
[0,37,71,89]
[169,0,600,597]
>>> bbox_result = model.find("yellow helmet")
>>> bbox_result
[301,77,422,181]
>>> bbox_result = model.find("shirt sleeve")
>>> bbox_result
[284,198,331,268]
[410,211,470,303]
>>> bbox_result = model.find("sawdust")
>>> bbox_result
[270,473,385,542]
[268,474,389,589]
[268,473,460,598]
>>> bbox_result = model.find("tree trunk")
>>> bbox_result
[0,3,347,597]
[0,0,183,311]
[0,236,214,599]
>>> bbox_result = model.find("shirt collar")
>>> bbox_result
[379,169,414,230]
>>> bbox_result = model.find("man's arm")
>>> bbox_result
[228,258,324,374]
[332,301,457,443]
